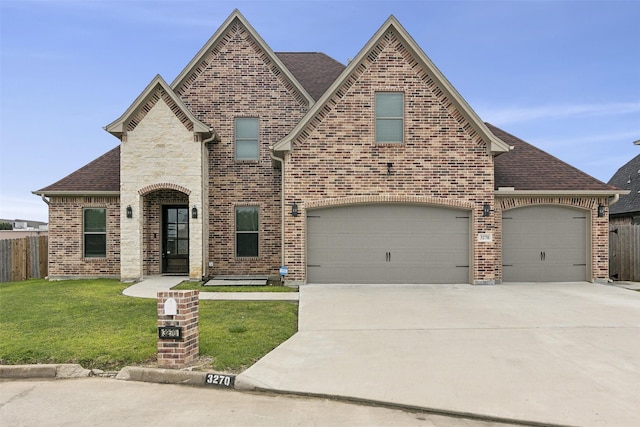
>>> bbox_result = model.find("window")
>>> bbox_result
[375,92,404,143]
[84,208,106,258]
[235,118,259,160]
[236,206,259,257]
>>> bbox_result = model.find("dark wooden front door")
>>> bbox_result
[162,206,189,274]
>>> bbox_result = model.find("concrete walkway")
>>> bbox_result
[122,276,299,301]
[236,283,640,427]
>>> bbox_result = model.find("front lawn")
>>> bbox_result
[0,279,297,372]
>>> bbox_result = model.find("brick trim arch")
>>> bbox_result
[138,183,192,196]
[497,196,604,212]
[304,195,474,210]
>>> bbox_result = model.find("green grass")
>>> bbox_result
[0,279,298,372]
[172,281,297,292]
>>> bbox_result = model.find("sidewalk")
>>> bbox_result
[122,276,299,301]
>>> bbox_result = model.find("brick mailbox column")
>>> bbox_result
[157,290,199,369]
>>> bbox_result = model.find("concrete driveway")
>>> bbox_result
[237,283,640,427]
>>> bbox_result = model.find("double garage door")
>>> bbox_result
[502,206,588,282]
[307,204,470,284]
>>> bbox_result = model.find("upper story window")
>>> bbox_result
[84,208,106,258]
[375,92,404,143]
[235,118,259,160]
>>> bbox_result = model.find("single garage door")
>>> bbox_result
[307,204,469,284]
[502,206,587,282]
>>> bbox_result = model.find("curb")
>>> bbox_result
[0,364,91,379]
[115,366,209,386]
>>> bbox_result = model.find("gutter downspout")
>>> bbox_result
[608,193,620,206]
[270,147,285,267]
[40,195,50,205]
[201,131,217,282]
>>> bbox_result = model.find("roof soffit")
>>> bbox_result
[104,75,213,138]
[170,9,313,107]
[274,15,510,155]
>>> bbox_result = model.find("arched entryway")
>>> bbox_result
[142,189,190,275]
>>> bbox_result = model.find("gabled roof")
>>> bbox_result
[34,146,120,195]
[275,52,345,101]
[170,9,314,107]
[273,15,511,155]
[607,153,640,214]
[490,124,620,194]
[104,75,213,139]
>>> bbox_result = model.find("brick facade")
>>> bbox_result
[47,196,120,279]
[174,19,309,277]
[282,29,497,284]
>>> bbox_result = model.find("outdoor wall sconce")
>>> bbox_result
[192,205,198,219]
[126,205,132,219]
[597,204,605,218]
[482,203,491,217]
[387,162,393,176]
[291,202,299,217]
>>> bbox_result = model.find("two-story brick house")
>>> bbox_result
[35,10,622,284]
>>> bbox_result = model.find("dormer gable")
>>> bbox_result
[104,74,214,140]
[274,15,511,156]
[170,9,314,108]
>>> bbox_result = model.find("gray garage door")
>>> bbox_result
[502,206,587,282]
[307,204,469,284]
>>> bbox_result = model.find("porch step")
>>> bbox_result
[204,276,268,286]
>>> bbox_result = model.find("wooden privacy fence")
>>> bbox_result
[0,236,48,283]
[609,224,640,282]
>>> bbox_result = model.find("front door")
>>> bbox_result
[162,206,189,274]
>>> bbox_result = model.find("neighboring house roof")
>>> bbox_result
[607,153,640,215]
[34,146,120,195]
[275,52,345,101]
[273,15,511,156]
[490,124,619,193]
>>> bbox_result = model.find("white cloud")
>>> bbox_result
[479,102,640,125]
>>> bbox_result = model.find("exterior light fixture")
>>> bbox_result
[192,205,198,219]
[291,202,299,217]
[597,204,605,218]
[387,162,393,176]
[482,203,491,217]
[126,205,132,218]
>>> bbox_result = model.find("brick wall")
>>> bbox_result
[282,29,496,284]
[175,19,309,277]
[47,196,120,279]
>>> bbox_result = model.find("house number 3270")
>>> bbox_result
[205,373,234,388]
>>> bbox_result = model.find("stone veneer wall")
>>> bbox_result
[120,97,204,281]
[496,196,610,282]
[47,196,120,278]
[174,20,308,277]
[282,29,497,284]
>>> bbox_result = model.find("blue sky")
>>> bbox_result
[1,0,639,222]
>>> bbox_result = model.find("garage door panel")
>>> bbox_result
[307,204,469,284]
[502,206,587,282]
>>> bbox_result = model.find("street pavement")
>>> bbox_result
[0,378,518,427]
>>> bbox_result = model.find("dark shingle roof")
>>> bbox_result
[276,52,345,101]
[489,123,617,192]
[607,154,640,215]
[35,146,120,194]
